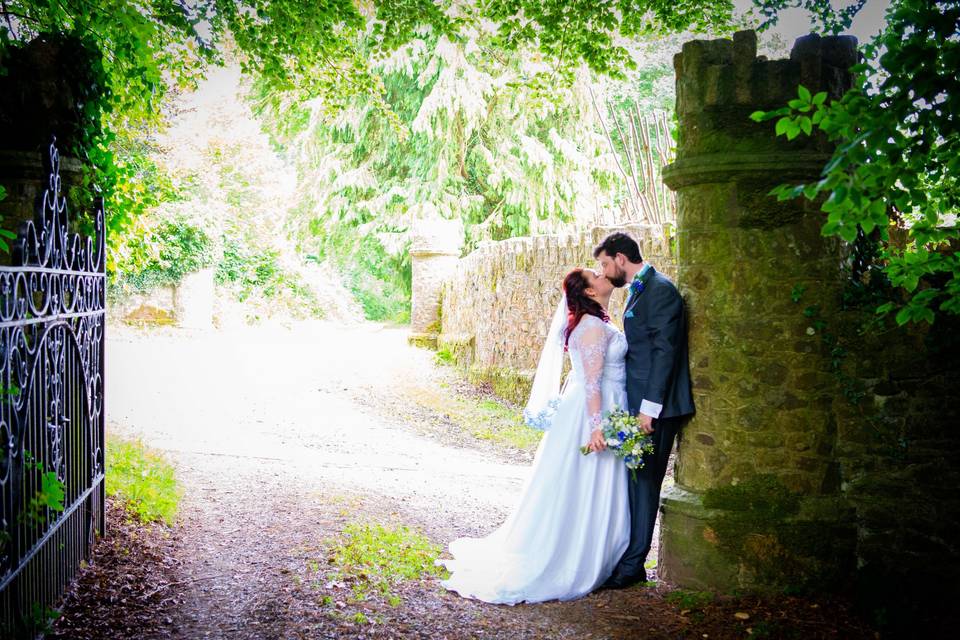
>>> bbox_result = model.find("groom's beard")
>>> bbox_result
[608,268,627,288]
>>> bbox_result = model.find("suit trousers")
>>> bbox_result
[611,415,684,580]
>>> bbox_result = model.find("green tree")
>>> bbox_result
[752,0,960,325]
[483,0,735,80]
[0,0,737,222]
[256,32,626,320]
[0,0,213,271]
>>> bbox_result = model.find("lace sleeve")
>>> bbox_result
[570,317,608,429]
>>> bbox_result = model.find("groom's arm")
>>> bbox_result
[641,283,684,424]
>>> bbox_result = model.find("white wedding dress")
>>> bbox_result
[440,314,630,604]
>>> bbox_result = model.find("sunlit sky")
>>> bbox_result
[737,0,893,45]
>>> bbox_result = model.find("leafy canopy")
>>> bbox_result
[483,0,734,80]
[0,0,215,245]
[752,0,869,35]
[752,0,960,325]
[0,0,734,213]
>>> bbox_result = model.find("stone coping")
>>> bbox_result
[460,224,669,262]
[409,247,461,257]
[662,151,833,189]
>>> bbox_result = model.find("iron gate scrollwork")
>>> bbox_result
[0,138,106,635]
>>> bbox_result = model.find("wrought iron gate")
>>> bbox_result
[0,139,106,635]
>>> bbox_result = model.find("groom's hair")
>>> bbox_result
[593,232,642,263]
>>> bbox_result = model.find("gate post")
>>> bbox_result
[0,35,93,262]
[660,31,858,592]
[409,219,462,348]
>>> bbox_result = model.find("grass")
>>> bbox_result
[462,399,543,451]
[105,436,180,524]
[433,347,455,366]
[318,521,447,607]
[404,382,543,453]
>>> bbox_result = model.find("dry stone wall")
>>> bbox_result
[438,225,676,404]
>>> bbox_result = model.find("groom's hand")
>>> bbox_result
[637,413,654,435]
[589,429,606,452]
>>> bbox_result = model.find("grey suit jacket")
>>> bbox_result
[622,267,695,420]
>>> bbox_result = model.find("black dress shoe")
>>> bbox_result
[600,573,644,590]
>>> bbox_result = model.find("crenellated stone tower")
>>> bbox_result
[660,30,859,592]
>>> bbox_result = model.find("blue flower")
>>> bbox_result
[617,431,627,442]
[523,397,561,431]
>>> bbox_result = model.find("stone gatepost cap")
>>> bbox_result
[409,217,464,257]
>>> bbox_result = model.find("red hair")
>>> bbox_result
[562,269,609,350]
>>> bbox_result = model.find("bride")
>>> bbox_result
[440,267,630,604]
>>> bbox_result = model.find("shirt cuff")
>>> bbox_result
[639,399,663,419]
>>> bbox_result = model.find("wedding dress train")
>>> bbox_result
[440,315,630,604]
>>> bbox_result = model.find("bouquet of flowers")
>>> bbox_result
[579,406,655,478]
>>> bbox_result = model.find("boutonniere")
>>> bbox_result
[629,278,646,298]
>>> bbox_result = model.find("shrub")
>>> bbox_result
[118,215,214,292]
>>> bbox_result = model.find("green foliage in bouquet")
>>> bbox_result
[580,406,656,478]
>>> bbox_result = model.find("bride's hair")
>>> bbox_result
[562,269,609,350]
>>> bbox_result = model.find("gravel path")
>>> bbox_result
[105,321,583,638]
[52,320,877,640]
[107,321,527,532]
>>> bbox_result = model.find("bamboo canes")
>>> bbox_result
[589,85,678,226]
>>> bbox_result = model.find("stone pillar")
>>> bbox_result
[409,218,463,348]
[660,31,859,592]
[174,268,216,330]
[0,149,84,262]
[0,34,95,264]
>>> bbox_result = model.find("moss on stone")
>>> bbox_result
[424,319,442,336]
[407,333,438,349]
[123,304,177,326]
[437,335,475,368]
[702,474,801,519]
[467,367,533,407]
[700,475,855,592]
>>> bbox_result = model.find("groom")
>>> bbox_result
[591,231,694,589]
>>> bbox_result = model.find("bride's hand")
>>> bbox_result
[588,429,606,452]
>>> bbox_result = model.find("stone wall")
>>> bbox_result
[108,269,216,328]
[409,218,463,348]
[438,224,675,404]
[830,312,960,629]
[0,35,96,259]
